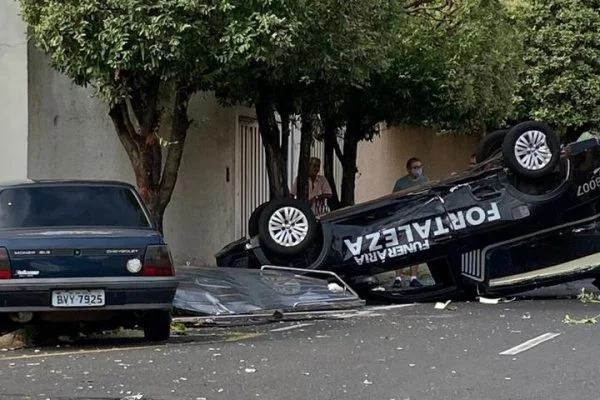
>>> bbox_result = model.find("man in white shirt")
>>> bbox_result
[291,157,333,215]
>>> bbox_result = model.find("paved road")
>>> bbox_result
[0,286,598,400]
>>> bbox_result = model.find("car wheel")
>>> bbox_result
[502,121,560,178]
[143,310,171,341]
[258,198,317,256]
[475,129,508,163]
[248,202,269,237]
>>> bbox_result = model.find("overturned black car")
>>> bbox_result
[217,121,600,302]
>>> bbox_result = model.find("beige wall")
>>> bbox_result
[27,46,254,265]
[356,124,479,202]
[0,1,28,180]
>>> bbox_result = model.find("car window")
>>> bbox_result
[0,185,151,229]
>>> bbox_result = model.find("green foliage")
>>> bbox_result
[213,0,401,108]
[19,0,296,103]
[378,0,523,134]
[515,0,600,134]
[21,0,525,135]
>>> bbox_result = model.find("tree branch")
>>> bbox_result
[333,137,344,162]
[405,0,455,18]
[124,96,143,136]
[159,87,192,210]
[109,104,143,180]
[119,103,142,153]
[141,80,161,134]
[405,0,436,10]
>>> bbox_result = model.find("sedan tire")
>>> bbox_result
[143,310,172,341]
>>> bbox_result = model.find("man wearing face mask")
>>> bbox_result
[393,157,429,192]
[391,157,429,288]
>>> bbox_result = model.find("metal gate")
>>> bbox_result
[236,117,270,238]
[235,117,343,239]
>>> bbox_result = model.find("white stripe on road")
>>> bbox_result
[270,323,314,332]
[499,332,561,356]
[365,304,417,311]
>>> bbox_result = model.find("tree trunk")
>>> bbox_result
[340,116,361,207]
[323,118,341,210]
[108,83,191,233]
[256,90,289,199]
[296,111,314,201]
[280,112,290,182]
[156,88,191,231]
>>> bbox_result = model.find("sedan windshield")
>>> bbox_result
[0,185,151,228]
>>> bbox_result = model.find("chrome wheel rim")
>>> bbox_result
[514,130,552,170]
[268,206,309,247]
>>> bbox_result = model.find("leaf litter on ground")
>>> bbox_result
[563,314,598,325]
[577,288,600,304]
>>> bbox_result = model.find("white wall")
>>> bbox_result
[27,46,253,265]
[0,1,28,180]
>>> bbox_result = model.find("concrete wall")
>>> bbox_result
[27,46,254,265]
[355,124,479,202]
[0,1,28,180]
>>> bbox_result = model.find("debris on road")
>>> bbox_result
[577,288,600,304]
[563,314,598,325]
[478,297,516,304]
[0,327,37,350]
[269,323,314,333]
[499,332,561,355]
[120,394,143,400]
[170,321,188,334]
[173,266,363,317]
[434,300,452,310]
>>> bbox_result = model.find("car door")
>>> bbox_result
[327,190,454,272]
[438,172,530,283]
[439,173,510,237]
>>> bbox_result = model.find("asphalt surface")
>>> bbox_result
[0,283,599,400]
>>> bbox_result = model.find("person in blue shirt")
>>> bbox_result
[391,157,429,288]
[393,157,429,192]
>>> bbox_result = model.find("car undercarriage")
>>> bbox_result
[217,122,600,303]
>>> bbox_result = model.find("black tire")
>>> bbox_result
[502,121,560,178]
[258,198,317,256]
[475,129,508,163]
[143,310,171,341]
[248,202,269,237]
